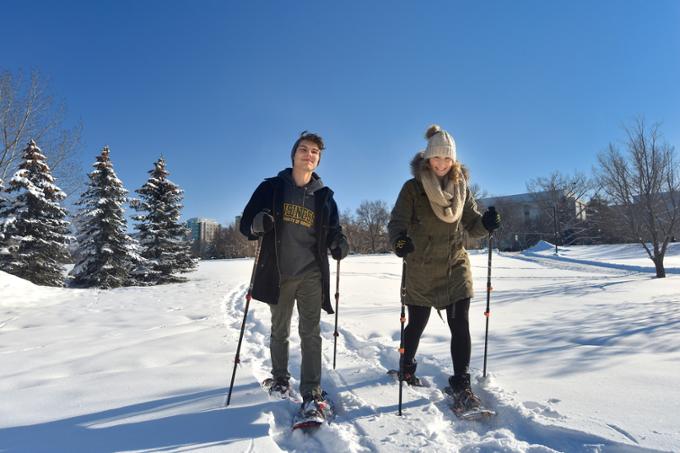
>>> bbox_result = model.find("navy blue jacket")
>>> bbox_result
[239,174,344,314]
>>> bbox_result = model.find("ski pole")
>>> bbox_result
[332,259,341,370]
[483,230,494,378]
[398,259,407,416]
[226,236,262,406]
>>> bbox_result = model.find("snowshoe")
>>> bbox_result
[292,391,334,430]
[444,374,495,420]
[262,377,302,403]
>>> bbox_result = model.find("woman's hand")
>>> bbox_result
[394,235,415,258]
[482,207,501,232]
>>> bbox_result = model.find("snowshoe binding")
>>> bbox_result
[386,369,426,387]
[387,359,426,387]
[262,377,301,402]
[292,391,334,430]
[444,374,496,420]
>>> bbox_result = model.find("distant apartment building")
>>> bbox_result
[186,218,220,243]
[480,191,586,224]
[478,190,587,250]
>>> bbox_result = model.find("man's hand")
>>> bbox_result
[330,235,349,261]
[252,211,274,236]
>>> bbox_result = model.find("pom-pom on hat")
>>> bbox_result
[423,124,456,161]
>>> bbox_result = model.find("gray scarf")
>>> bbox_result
[420,168,466,223]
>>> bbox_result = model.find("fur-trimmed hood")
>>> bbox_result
[409,152,469,182]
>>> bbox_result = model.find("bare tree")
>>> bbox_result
[596,118,680,278]
[211,222,257,259]
[584,195,627,245]
[355,200,390,254]
[468,182,488,201]
[0,69,83,196]
[0,177,6,248]
[339,208,360,254]
[526,170,593,245]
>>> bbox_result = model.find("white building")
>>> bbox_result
[186,218,220,243]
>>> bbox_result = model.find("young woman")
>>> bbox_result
[387,124,500,411]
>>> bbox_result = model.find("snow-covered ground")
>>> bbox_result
[1,242,679,452]
[523,241,680,274]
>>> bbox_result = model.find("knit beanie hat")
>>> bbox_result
[423,124,456,161]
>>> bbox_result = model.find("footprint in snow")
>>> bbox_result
[523,400,565,419]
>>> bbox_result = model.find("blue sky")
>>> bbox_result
[3,0,679,225]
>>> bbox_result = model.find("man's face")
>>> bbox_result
[293,139,321,172]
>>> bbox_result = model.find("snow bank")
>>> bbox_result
[0,270,72,308]
[525,240,556,253]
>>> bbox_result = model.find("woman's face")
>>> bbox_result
[429,156,453,177]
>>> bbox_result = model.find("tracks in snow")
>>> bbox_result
[222,284,371,453]
[221,274,653,452]
[502,252,645,278]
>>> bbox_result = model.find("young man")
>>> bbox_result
[240,131,349,421]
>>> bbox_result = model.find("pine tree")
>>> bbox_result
[0,177,7,255]
[0,140,71,286]
[132,156,196,284]
[70,146,142,288]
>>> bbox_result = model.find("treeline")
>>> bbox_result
[193,198,486,260]
[194,200,395,260]
[0,141,196,288]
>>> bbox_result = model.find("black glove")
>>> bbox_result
[394,234,414,258]
[329,235,349,261]
[252,211,274,236]
[482,206,501,232]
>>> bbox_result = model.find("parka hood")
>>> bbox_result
[278,168,324,193]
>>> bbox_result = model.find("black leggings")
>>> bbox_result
[402,298,471,376]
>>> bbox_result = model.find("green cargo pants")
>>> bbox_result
[269,269,323,400]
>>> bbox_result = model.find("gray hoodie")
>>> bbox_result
[277,168,324,278]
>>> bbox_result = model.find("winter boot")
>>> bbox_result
[448,373,481,412]
[400,359,422,386]
[269,376,290,396]
[300,391,333,421]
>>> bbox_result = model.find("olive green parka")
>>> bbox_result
[387,153,488,309]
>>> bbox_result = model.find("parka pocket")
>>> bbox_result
[409,233,433,265]
[423,235,433,261]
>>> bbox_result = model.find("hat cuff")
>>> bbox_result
[424,145,456,160]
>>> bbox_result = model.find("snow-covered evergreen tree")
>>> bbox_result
[131,156,196,284]
[0,177,7,254]
[70,146,142,288]
[0,140,71,286]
